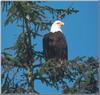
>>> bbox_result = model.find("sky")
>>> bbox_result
[1,1,99,94]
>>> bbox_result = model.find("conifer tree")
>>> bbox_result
[1,1,99,94]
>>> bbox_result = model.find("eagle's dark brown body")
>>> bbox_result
[43,32,68,61]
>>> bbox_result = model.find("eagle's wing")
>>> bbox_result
[54,32,68,60]
[43,32,68,60]
[43,34,49,59]
[43,33,56,59]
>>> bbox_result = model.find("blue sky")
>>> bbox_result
[1,1,99,94]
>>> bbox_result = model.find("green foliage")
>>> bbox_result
[38,57,99,94]
[2,1,79,31]
[1,1,98,94]
[15,32,34,65]
[2,53,99,94]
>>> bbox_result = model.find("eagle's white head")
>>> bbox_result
[50,20,64,33]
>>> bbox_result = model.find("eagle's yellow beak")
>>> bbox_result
[61,22,64,26]
[57,22,64,27]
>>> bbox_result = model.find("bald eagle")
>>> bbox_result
[43,20,68,64]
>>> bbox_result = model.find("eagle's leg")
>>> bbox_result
[59,59,67,64]
[59,59,63,64]
[61,60,63,64]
